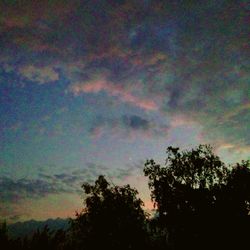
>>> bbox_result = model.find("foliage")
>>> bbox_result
[69,175,149,250]
[0,221,9,248]
[144,145,250,249]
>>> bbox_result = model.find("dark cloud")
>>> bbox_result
[0,162,137,203]
[0,176,66,202]
[88,114,169,139]
[122,115,150,130]
[0,173,82,205]
[0,167,101,204]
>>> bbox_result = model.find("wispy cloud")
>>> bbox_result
[70,77,158,111]
[19,65,59,84]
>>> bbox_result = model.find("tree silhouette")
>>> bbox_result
[144,145,250,249]
[69,175,149,250]
[0,221,10,249]
[29,225,52,250]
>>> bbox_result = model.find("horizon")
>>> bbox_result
[0,0,249,224]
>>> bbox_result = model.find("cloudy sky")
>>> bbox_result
[0,0,249,223]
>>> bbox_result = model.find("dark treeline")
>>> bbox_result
[1,145,250,250]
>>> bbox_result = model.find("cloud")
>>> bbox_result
[88,114,169,140]
[19,65,59,84]
[0,165,104,204]
[221,102,250,123]
[0,170,90,205]
[0,0,248,152]
[169,114,199,129]
[0,176,65,202]
[70,77,158,111]
[53,163,139,189]
[0,161,144,222]
[122,115,150,130]
[0,1,75,30]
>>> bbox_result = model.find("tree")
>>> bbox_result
[223,160,250,216]
[144,145,250,249]
[0,221,9,249]
[69,175,149,250]
[29,225,53,250]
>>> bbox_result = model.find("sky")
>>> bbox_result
[0,0,249,223]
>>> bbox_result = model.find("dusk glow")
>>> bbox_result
[0,0,249,223]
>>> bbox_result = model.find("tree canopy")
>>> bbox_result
[144,145,250,249]
[69,175,149,250]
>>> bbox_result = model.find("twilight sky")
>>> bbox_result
[0,0,249,223]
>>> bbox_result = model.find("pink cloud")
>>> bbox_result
[78,80,107,93]
[71,79,158,111]
[169,114,197,128]
[90,126,105,140]
[214,141,250,156]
